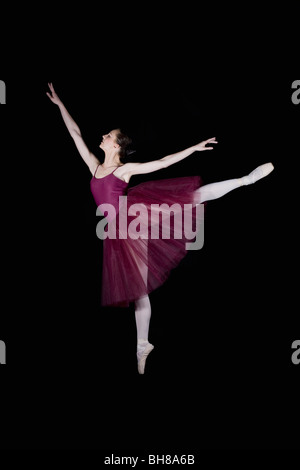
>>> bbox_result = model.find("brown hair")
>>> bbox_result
[115,129,133,161]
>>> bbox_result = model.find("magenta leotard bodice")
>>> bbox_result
[90,167,128,221]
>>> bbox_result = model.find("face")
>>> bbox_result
[99,129,120,151]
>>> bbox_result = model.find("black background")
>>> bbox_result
[0,5,299,454]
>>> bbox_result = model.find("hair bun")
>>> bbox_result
[116,129,136,160]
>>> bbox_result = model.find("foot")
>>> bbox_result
[241,162,274,186]
[137,342,154,374]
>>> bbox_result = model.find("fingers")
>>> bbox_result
[47,83,56,97]
[46,83,57,102]
[46,91,56,103]
[202,137,218,150]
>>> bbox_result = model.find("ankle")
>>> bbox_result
[137,339,148,352]
[138,338,148,345]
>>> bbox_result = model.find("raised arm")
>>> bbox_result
[46,83,99,174]
[124,138,217,177]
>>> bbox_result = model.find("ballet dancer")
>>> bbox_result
[46,83,274,374]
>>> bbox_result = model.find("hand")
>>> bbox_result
[46,82,62,105]
[193,137,218,151]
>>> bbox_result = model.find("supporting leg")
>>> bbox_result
[132,238,154,374]
[134,294,154,374]
[135,294,151,342]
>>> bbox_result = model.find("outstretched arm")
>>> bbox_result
[124,138,217,177]
[46,83,99,174]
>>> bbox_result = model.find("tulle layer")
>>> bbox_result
[101,176,203,307]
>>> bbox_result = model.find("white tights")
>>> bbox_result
[135,295,151,341]
[135,295,152,359]
[195,177,243,203]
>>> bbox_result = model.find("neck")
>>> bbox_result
[103,149,121,168]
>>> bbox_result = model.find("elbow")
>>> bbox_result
[70,128,81,139]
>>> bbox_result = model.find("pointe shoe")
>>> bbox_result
[242,162,274,186]
[137,343,154,374]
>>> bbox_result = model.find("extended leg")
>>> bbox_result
[195,162,274,204]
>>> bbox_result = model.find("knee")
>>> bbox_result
[135,294,150,311]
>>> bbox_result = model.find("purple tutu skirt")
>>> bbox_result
[100,176,203,307]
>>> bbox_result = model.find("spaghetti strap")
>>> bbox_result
[93,164,100,178]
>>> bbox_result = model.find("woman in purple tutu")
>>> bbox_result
[47,83,274,374]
